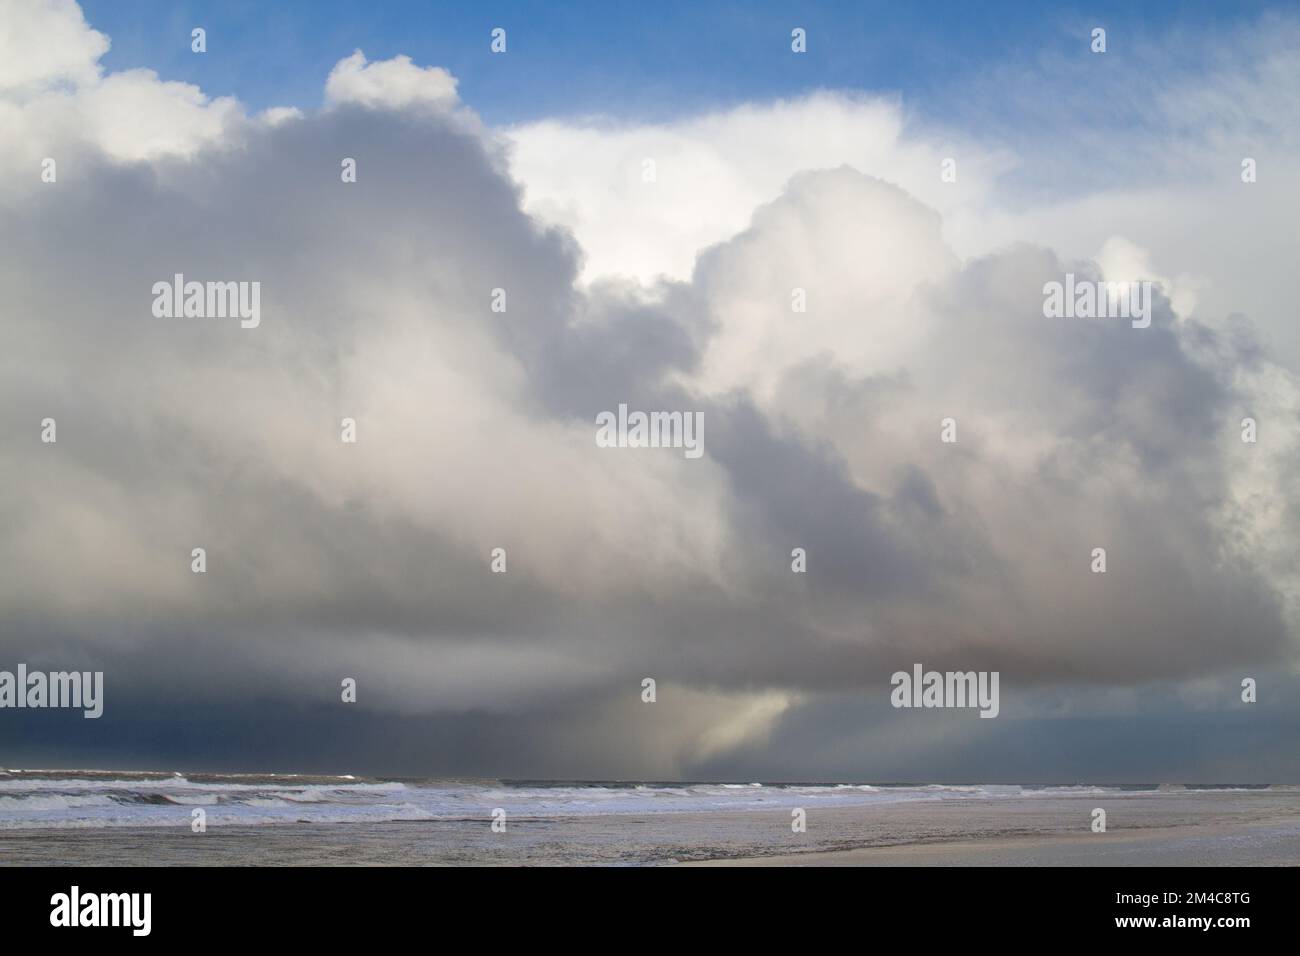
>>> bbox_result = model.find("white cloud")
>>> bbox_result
[325,50,458,112]
[0,0,241,176]
[508,92,1008,284]
[0,2,465,203]
[690,168,958,401]
[0,0,106,93]
[507,22,1300,374]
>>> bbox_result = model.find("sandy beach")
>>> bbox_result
[684,819,1300,866]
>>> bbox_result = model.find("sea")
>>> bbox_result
[2,769,1297,865]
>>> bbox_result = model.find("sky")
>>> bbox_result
[75,0,1280,125]
[0,0,1298,782]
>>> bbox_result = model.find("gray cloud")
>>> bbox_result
[1,86,1297,779]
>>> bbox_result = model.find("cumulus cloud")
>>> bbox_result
[508,92,1008,284]
[508,18,1300,373]
[1,0,1297,777]
[0,0,106,93]
[0,1,241,175]
[325,51,459,112]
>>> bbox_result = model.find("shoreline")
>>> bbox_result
[3,788,1298,866]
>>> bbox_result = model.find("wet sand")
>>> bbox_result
[684,820,1300,865]
[682,789,1300,866]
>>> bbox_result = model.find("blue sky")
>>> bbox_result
[81,0,1278,125]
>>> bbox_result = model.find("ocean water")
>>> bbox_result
[0,769,1145,829]
[2,769,1297,865]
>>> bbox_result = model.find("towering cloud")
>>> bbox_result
[1,0,1296,778]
